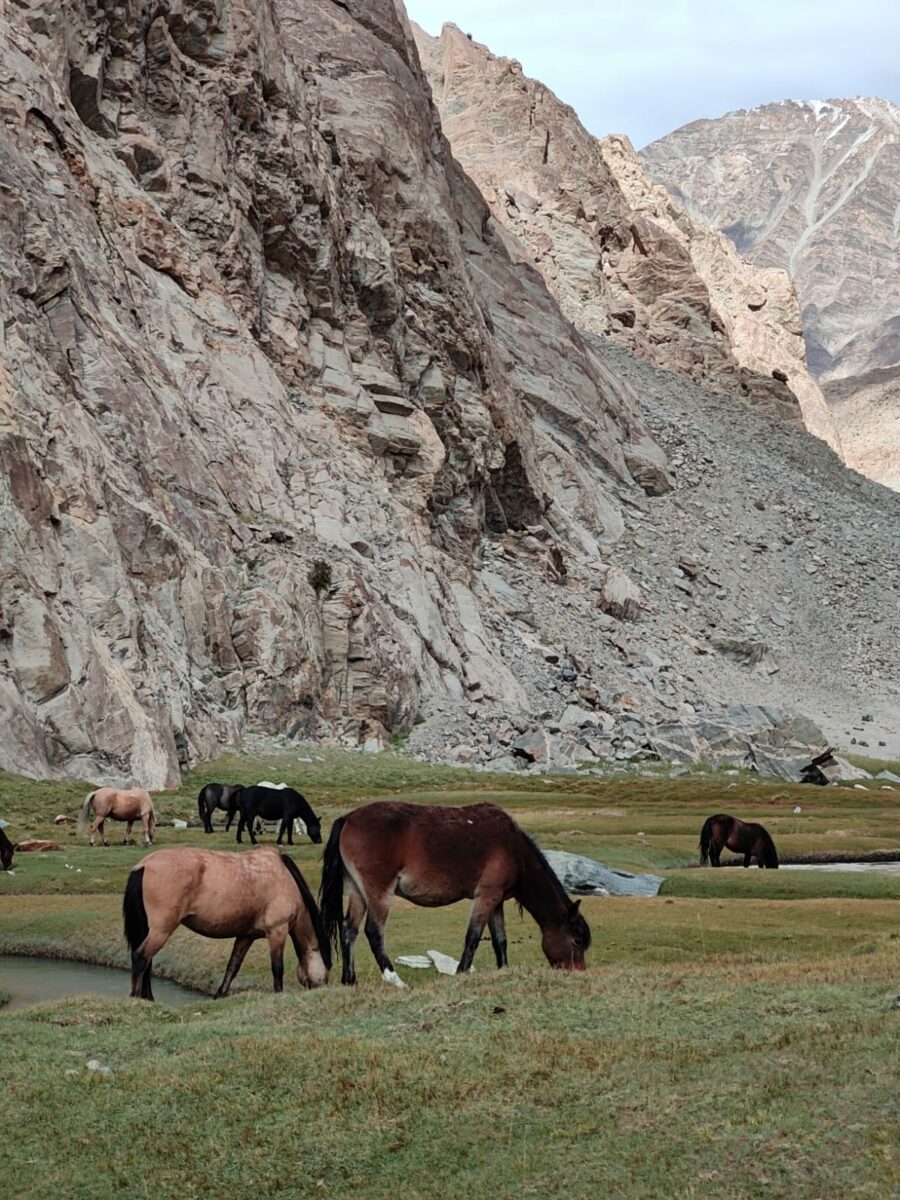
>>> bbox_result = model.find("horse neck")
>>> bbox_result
[514,835,569,930]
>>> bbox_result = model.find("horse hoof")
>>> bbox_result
[381,968,407,990]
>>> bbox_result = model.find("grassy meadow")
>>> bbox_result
[0,749,898,1199]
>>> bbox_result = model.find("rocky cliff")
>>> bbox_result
[642,98,900,489]
[0,0,667,785]
[2,4,897,790]
[413,23,841,453]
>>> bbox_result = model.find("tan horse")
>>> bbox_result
[122,847,331,1000]
[79,787,156,847]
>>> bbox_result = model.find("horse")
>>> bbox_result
[0,826,14,871]
[235,785,322,846]
[78,787,156,847]
[197,783,243,833]
[699,813,779,868]
[319,801,591,987]
[122,847,330,1000]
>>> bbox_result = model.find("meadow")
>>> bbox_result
[0,749,897,1199]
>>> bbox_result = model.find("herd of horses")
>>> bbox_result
[7,782,780,1000]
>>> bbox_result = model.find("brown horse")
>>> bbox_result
[700,813,779,868]
[122,847,330,1000]
[320,801,591,987]
[0,826,14,871]
[79,787,156,847]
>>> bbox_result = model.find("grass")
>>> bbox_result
[0,747,898,1198]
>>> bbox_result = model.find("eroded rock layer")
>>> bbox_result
[0,0,663,784]
[413,23,841,453]
[642,98,900,489]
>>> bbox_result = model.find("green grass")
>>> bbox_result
[1,748,898,1198]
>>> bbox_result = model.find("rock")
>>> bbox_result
[511,732,549,764]
[644,98,900,488]
[414,24,836,448]
[599,568,643,621]
[544,850,663,897]
[427,950,464,975]
[14,839,64,852]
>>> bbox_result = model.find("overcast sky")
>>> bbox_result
[406,1,900,148]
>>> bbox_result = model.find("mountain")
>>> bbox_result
[1,4,897,788]
[412,24,842,453]
[642,98,900,489]
[0,0,668,785]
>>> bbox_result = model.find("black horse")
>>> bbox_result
[1,825,14,871]
[235,786,322,846]
[700,813,779,869]
[197,784,243,834]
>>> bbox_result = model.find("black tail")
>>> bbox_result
[197,788,207,823]
[280,854,332,969]
[699,816,714,866]
[123,867,149,952]
[318,817,346,952]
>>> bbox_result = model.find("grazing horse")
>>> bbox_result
[0,826,14,871]
[235,785,322,846]
[700,813,779,868]
[320,801,591,987]
[79,787,156,847]
[197,783,243,833]
[122,847,330,1000]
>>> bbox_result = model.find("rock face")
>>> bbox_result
[0,0,666,785]
[543,850,663,897]
[642,98,900,489]
[413,23,841,453]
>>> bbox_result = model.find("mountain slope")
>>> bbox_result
[642,98,900,489]
[413,23,841,453]
[0,0,665,785]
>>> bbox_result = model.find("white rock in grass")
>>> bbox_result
[428,950,470,975]
[396,955,433,969]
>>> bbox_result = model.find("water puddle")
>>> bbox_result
[782,861,900,875]
[0,955,204,1012]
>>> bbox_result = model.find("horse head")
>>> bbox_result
[541,899,591,971]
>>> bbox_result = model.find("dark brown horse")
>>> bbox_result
[123,847,330,1000]
[700,813,779,868]
[0,826,14,871]
[320,801,591,986]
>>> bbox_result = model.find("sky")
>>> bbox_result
[405,1,900,149]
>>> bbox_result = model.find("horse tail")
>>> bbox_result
[147,800,156,839]
[318,817,346,952]
[77,792,97,836]
[699,816,715,866]
[122,866,149,953]
[280,854,332,970]
[197,787,208,824]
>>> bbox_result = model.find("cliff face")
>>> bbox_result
[642,98,900,489]
[0,0,666,785]
[413,23,841,454]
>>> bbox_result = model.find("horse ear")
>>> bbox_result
[569,899,581,916]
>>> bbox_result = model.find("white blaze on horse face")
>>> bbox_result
[382,968,407,989]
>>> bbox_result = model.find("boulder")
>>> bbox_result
[599,567,643,621]
[544,850,663,897]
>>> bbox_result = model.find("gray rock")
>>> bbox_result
[544,850,663,897]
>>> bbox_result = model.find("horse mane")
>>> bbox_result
[279,853,332,969]
[755,823,779,867]
[518,831,591,949]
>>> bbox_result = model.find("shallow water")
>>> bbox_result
[0,955,204,1012]
[781,861,900,875]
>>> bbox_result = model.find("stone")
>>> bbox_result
[599,567,643,621]
[511,732,549,763]
[544,850,663,897]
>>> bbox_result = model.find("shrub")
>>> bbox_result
[308,559,333,595]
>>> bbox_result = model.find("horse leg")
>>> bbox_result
[277,816,287,846]
[236,810,245,844]
[267,926,288,993]
[458,892,499,973]
[123,820,133,846]
[743,852,751,868]
[130,928,171,1001]
[710,841,721,867]
[215,935,255,999]
[340,884,366,986]
[488,905,509,969]
[89,814,103,847]
[363,893,405,989]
